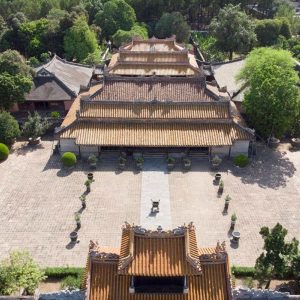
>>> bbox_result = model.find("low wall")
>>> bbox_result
[233,288,300,299]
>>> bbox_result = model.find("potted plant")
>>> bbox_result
[215,173,221,183]
[70,231,78,242]
[118,156,127,170]
[268,136,280,148]
[23,112,49,145]
[75,212,81,229]
[135,157,144,170]
[182,157,191,170]
[218,180,224,194]
[291,137,300,148]
[80,195,86,209]
[211,155,222,170]
[166,157,175,170]
[88,154,98,169]
[224,195,231,212]
[231,213,237,230]
[85,179,93,193]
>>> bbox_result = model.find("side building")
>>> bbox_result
[84,223,232,300]
[11,55,102,114]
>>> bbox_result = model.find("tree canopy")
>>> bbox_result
[0,112,20,145]
[94,0,136,38]
[210,4,257,60]
[255,18,291,47]
[255,223,299,285]
[64,16,98,62]
[238,48,300,139]
[112,23,148,47]
[155,12,190,43]
[0,50,32,76]
[0,250,46,295]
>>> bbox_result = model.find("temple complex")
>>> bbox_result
[57,37,253,158]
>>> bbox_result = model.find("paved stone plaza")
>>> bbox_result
[0,141,299,267]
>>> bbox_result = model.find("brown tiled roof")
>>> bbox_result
[107,64,199,76]
[88,261,229,300]
[118,52,189,63]
[80,102,230,120]
[61,83,102,127]
[60,121,252,147]
[86,224,231,300]
[122,37,184,52]
[91,77,217,102]
[117,223,201,276]
[107,37,200,76]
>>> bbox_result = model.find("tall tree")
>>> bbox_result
[0,72,32,110]
[0,50,32,76]
[210,4,257,60]
[255,223,299,286]
[64,16,98,62]
[155,12,190,43]
[94,0,136,38]
[0,251,45,295]
[238,48,300,139]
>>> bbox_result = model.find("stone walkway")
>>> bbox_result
[140,158,172,230]
[0,142,300,267]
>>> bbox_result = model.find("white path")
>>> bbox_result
[140,158,172,230]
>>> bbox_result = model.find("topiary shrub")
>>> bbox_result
[61,152,77,167]
[0,143,9,161]
[233,154,249,168]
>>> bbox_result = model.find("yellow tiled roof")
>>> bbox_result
[61,83,102,127]
[86,224,231,300]
[117,224,201,276]
[91,77,216,102]
[60,122,252,147]
[80,102,230,120]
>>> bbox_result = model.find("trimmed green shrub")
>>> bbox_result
[44,267,83,279]
[61,152,77,167]
[0,111,20,145]
[51,111,60,119]
[233,154,249,168]
[0,143,9,160]
[60,275,82,290]
[231,266,255,277]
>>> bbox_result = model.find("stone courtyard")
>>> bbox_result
[0,141,299,267]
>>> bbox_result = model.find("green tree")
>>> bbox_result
[112,23,148,47]
[210,4,257,60]
[94,0,136,38]
[0,112,20,145]
[22,112,49,139]
[255,223,299,286]
[64,16,98,62]
[292,255,300,283]
[276,3,300,35]
[0,251,46,295]
[0,72,32,110]
[238,48,300,139]
[19,18,49,57]
[255,19,291,47]
[0,50,32,77]
[155,12,190,43]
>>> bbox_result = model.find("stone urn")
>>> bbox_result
[70,231,78,242]
[291,138,300,148]
[28,137,41,146]
[268,137,280,148]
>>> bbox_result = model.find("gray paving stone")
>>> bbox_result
[0,142,299,267]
